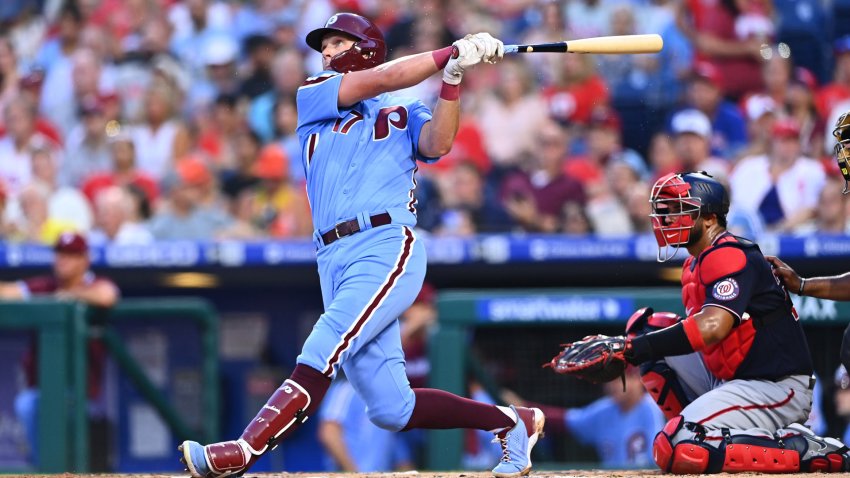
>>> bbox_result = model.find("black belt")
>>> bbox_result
[321,212,392,246]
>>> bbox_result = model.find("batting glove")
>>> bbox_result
[443,37,483,85]
[468,32,504,64]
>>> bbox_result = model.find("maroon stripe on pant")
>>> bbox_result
[322,226,415,376]
[696,389,795,425]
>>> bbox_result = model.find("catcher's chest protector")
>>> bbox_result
[681,240,756,380]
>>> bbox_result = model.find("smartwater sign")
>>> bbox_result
[476,296,634,323]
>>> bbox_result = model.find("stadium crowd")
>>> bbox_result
[0,0,849,246]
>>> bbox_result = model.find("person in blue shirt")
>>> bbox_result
[180,13,545,478]
[521,366,665,468]
[318,377,412,472]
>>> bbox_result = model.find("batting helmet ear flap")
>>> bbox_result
[305,13,387,73]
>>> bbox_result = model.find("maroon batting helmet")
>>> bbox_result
[305,13,387,73]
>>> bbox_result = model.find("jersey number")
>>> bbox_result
[330,106,409,140]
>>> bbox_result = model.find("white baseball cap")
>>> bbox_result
[671,109,712,139]
[744,94,777,121]
[204,36,239,66]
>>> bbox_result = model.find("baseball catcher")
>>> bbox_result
[548,171,850,474]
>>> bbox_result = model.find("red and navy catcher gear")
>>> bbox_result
[306,13,387,73]
[649,171,730,262]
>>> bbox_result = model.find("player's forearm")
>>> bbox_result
[339,48,450,107]
[419,95,460,157]
[801,273,850,301]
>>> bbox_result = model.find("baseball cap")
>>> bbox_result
[744,94,777,121]
[176,156,212,186]
[54,231,88,254]
[792,67,818,91]
[252,144,289,180]
[588,108,622,131]
[204,35,239,66]
[836,365,850,390]
[691,61,723,89]
[772,117,801,138]
[671,109,712,139]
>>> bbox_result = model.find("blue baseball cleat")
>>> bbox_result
[492,405,545,478]
[179,439,251,478]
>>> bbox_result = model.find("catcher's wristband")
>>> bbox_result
[627,321,697,364]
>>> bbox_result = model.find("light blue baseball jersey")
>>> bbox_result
[566,394,665,469]
[296,71,436,233]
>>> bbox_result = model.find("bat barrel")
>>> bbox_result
[504,34,663,55]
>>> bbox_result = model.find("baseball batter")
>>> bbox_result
[179,13,544,478]
[624,171,850,473]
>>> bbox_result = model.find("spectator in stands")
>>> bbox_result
[168,0,234,84]
[566,108,648,187]
[238,34,276,99]
[0,179,10,237]
[542,53,609,126]
[647,132,678,181]
[501,120,585,233]
[221,128,261,200]
[676,0,766,99]
[132,81,191,181]
[318,376,414,472]
[272,95,305,183]
[89,185,154,245]
[197,93,243,172]
[566,0,612,39]
[759,47,793,107]
[435,162,511,235]
[0,36,20,113]
[249,49,306,142]
[30,147,92,232]
[477,58,547,171]
[250,143,311,238]
[82,132,159,208]
[0,231,118,470]
[561,200,593,235]
[190,34,241,111]
[794,176,849,235]
[8,182,77,244]
[63,95,113,187]
[729,117,826,233]
[512,366,665,469]
[684,61,748,159]
[384,0,453,58]
[816,36,850,118]
[521,0,573,87]
[148,156,231,240]
[787,67,825,159]
[42,46,113,137]
[0,96,59,199]
[596,4,658,108]
[216,187,263,240]
[739,93,778,158]
[669,108,730,180]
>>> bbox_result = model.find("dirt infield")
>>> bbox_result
[0,471,825,478]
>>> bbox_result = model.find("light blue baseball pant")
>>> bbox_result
[298,224,426,431]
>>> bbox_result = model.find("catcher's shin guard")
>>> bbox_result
[640,360,690,420]
[653,416,725,474]
[180,379,311,478]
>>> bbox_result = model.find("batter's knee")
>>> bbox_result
[366,406,409,431]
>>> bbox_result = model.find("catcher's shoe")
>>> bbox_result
[491,405,545,478]
[783,423,850,472]
[179,439,255,478]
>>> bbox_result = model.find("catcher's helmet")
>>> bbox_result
[305,13,387,73]
[649,171,729,262]
[833,111,850,194]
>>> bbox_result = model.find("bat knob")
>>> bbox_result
[451,46,459,59]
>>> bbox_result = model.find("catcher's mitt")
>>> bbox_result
[544,334,629,386]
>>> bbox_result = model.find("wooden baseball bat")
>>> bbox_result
[505,34,663,54]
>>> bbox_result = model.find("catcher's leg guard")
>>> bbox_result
[180,379,311,478]
[640,361,691,420]
[654,416,726,474]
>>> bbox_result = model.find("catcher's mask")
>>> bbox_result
[833,111,850,194]
[649,171,729,262]
[305,13,387,73]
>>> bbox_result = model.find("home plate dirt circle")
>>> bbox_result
[2,471,824,478]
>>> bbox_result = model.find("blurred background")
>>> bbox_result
[1,0,850,474]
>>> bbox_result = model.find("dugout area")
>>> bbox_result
[429,288,850,471]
